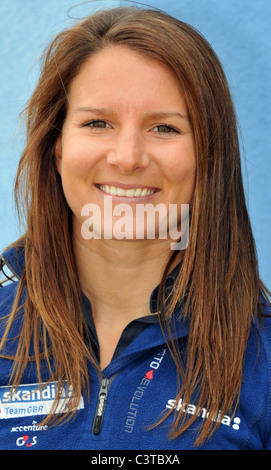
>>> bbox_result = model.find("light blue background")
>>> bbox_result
[0,0,270,288]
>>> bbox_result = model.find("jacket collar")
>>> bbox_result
[149,262,182,313]
[1,244,25,280]
[1,245,182,313]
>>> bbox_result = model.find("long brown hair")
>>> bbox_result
[1,6,270,446]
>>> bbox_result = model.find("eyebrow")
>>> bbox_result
[146,111,189,121]
[75,107,114,115]
[74,107,189,121]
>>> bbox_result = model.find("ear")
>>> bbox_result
[54,136,62,174]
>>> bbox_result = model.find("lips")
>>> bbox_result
[96,184,159,198]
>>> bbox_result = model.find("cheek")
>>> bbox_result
[61,140,97,180]
[166,162,195,186]
[58,141,96,213]
[163,143,196,185]
[160,142,196,208]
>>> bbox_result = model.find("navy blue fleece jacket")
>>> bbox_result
[0,245,271,450]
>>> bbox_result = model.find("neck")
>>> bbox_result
[72,228,181,369]
[73,232,177,322]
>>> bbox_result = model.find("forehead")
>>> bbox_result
[67,45,187,113]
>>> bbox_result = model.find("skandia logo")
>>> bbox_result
[2,382,61,404]
[0,381,84,420]
[166,398,241,431]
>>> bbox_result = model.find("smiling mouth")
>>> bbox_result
[96,184,159,198]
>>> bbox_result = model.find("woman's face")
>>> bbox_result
[55,46,196,242]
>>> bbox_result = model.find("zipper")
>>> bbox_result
[92,372,119,435]
[92,377,110,434]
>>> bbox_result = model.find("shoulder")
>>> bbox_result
[250,298,271,359]
[244,297,271,373]
[0,281,26,343]
[0,281,20,317]
[0,242,26,321]
[240,299,271,444]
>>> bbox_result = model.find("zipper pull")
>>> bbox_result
[92,377,110,435]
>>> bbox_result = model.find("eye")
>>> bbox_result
[151,124,181,135]
[83,120,111,129]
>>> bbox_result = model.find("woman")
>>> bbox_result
[0,6,270,450]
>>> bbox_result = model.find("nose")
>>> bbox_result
[106,127,150,173]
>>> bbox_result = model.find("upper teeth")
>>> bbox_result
[98,185,156,197]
